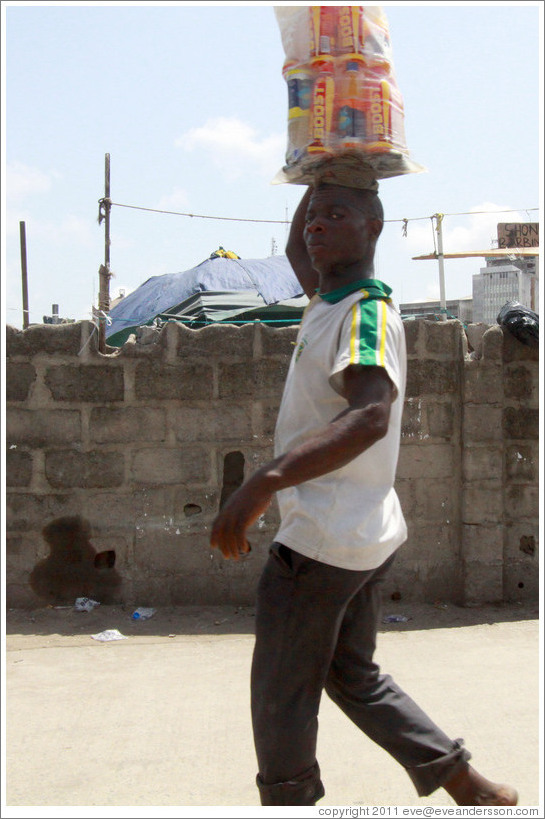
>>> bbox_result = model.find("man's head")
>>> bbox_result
[303,184,384,278]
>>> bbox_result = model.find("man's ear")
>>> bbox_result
[370,218,383,240]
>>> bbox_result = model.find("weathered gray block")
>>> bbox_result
[481,325,503,360]
[90,407,167,443]
[131,446,212,485]
[6,409,81,447]
[45,450,125,489]
[403,321,422,357]
[423,319,464,357]
[464,360,503,404]
[397,443,454,479]
[503,522,539,562]
[502,327,539,362]
[6,450,33,487]
[45,365,124,402]
[259,324,299,357]
[462,482,503,524]
[173,404,252,443]
[503,407,539,440]
[427,401,455,439]
[406,360,460,397]
[504,364,538,401]
[503,560,540,602]
[6,362,37,401]
[463,561,504,604]
[463,405,503,442]
[504,484,539,520]
[505,445,538,481]
[218,359,290,399]
[134,361,213,401]
[7,493,79,532]
[463,446,503,482]
[6,322,84,357]
[174,322,255,359]
[462,523,503,562]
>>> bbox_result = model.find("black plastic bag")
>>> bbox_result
[496,301,539,348]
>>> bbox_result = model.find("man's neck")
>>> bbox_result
[317,263,375,294]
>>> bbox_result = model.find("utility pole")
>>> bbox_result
[19,221,30,329]
[434,213,448,321]
[98,153,112,351]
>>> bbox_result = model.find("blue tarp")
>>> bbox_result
[106,254,304,344]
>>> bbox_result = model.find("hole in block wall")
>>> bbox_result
[184,503,202,517]
[518,582,525,589]
[220,451,245,510]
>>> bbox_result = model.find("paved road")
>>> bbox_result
[4,602,541,814]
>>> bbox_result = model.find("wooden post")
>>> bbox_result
[19,221,30,329]
[98,153,112,352]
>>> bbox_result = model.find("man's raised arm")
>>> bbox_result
[285,187,319,299]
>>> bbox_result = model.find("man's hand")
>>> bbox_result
[210,475,273,560]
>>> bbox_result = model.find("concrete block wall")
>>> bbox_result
[5,318,539,609]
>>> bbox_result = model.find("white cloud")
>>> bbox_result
[155,188,190,212]
[176,116,285,180]
[6,161,57,203]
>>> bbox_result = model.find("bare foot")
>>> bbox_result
[443,764,518,806]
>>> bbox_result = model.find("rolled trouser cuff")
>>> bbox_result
[406,738,472,797]
[256,762,325,806]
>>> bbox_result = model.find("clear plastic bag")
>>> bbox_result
[273,5,425,186]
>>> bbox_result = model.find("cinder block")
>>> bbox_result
[396,443,454,480]
[6,450,33,487]
[401,398,426,440]
[503,560,540,602]
[461,523,503,562]
[173,322,255,360]
[6,408,81,447]
[45,450,125,489]
[503,407,539,440]
[503,522,539,562]
[259,324,299,357]
[173,404,252,443]
[505,445,538,481]
[413,478,456,521]
[423,319,465,357]
[6,322,84,357]
[504,364,537,401]
[251,400,281,439]
[6,362,37,401]
[504,484,539,520]
[90,407,166,443]
[427,401,455,439]
[7,493,79,532]
[481,326,503,360]
[502,327,539,362]
[406,360,460,397]
[403,320,422,357]
[135,531,211,574]
[463,360,503,404]
[131,446,211,485]
[83,487,169,534]
[463,446,503,482]
[463,561,504,604]
[45,364,124,402]
[219,359,290,400]
[462,481,503,524]
[135,361,213,401]
[463,405,503,442]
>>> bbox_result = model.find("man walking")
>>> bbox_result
[210,180,517,808]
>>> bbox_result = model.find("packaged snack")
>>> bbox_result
[273,5,425,186]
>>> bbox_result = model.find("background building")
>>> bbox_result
[472,256,539,324]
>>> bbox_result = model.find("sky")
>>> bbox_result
[2,1,543,328]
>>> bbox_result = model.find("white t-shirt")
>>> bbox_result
[274,278,407,571]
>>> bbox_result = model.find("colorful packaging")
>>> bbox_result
[273,5,425,185]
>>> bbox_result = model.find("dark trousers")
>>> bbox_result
[251,544,471,806]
